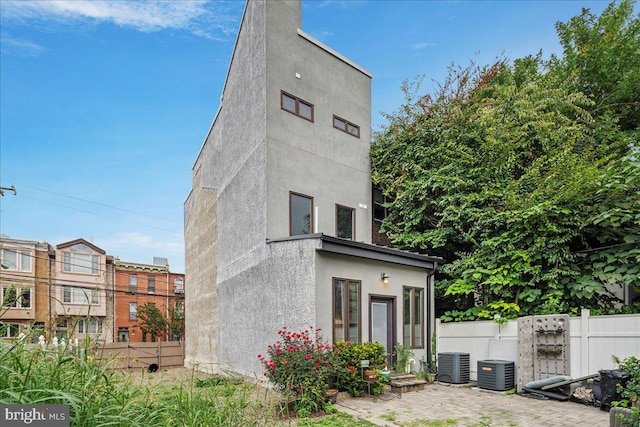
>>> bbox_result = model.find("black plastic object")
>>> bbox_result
[599,370,630,412]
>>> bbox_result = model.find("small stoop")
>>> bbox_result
[389,373,427,393]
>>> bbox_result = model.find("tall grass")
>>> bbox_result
[0,331,266,426]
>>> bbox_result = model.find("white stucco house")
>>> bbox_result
[184,0,442,378]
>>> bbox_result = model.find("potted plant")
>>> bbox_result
[393,343,415,373]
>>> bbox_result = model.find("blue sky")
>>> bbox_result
[0,0,613,273]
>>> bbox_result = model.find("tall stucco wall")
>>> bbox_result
[184,169,218,372]
[185,0,268,371]
[264,1,372,243]
[218,238,318,378]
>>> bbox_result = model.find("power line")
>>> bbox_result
[0,271,184,300]
[1,245,183,279]
[8,182,178,224]
[16,194,182,234]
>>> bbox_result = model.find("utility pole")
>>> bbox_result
[0,186,17,196]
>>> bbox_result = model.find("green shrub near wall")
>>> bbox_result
[333,341,387,396]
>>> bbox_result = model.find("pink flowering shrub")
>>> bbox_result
[258,326,333,417]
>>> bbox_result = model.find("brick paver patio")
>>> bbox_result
[337,383,609,426]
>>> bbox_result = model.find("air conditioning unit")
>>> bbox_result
[477,360,515,391]
[438,352,470,384]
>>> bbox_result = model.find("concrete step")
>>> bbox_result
[389,374,427,393]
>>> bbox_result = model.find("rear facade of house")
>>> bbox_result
[185,0,440,378]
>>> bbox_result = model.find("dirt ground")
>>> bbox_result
[123,366,215,387]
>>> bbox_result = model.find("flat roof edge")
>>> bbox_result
[297,28,372,78]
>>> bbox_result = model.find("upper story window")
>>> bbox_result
[63,286,99,305]
[290,192,313,236]
[333,115,360,138]
[281,91,314,122]
[1,249,31,272]
[129,302,137,321]
[174,277,184,294]
[2,286,31,309]
[336,204,355,240]
[148,276,156,294]
[129,275,137,293]
[62,244,99,274]
[373,187,389,224]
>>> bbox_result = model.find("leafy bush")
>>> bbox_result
[333,341,386,396]
[613,356,640,427]
[258,326,333,417]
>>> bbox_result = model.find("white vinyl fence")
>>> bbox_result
[436,309,640,381]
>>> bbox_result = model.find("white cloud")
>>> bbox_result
[413,42,436,50]
[0,36,45,57]
[1,0,240,38]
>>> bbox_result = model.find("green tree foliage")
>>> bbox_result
[137,302,167,339]
[168,302,185,341]
[371,0,640,321]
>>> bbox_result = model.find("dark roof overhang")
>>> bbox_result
[266,233,443,271]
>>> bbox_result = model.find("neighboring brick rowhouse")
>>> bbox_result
[114,258,185,343]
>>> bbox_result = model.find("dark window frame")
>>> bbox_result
[403,286,425,349]
[333,115,360,138]
[281,90,314,122]
[335,204,355,240]
[332,277,362,344]
[289,191,314,236]
[147,276,156,294]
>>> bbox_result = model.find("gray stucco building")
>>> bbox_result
[184,0,441,377]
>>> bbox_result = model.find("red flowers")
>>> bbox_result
[347,365,355,372]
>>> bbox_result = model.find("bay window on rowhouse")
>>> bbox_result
[332,278,361,343]
[62,286,98,304]
[403,286,424,348]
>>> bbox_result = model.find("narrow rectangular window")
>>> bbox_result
[332,278,361,344]
[19,252,31,272]
[63,252,71,272]
[2,250,17,270]
[403,287,424,348]
[148,276,156,294]
[281,91,314,122]
[78,320,84,334]
[91,255,99,274]
[129,275,137,293]
[63,286,71,303]
[290,192,313,236]
[20,288,31,308]
[373,187,388,223]
[174,278,184,293]
[333,115,360,138]
[336,204,355,240]
[129,302,137,321]
[2,287,17,308]
[91,289,99,304]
